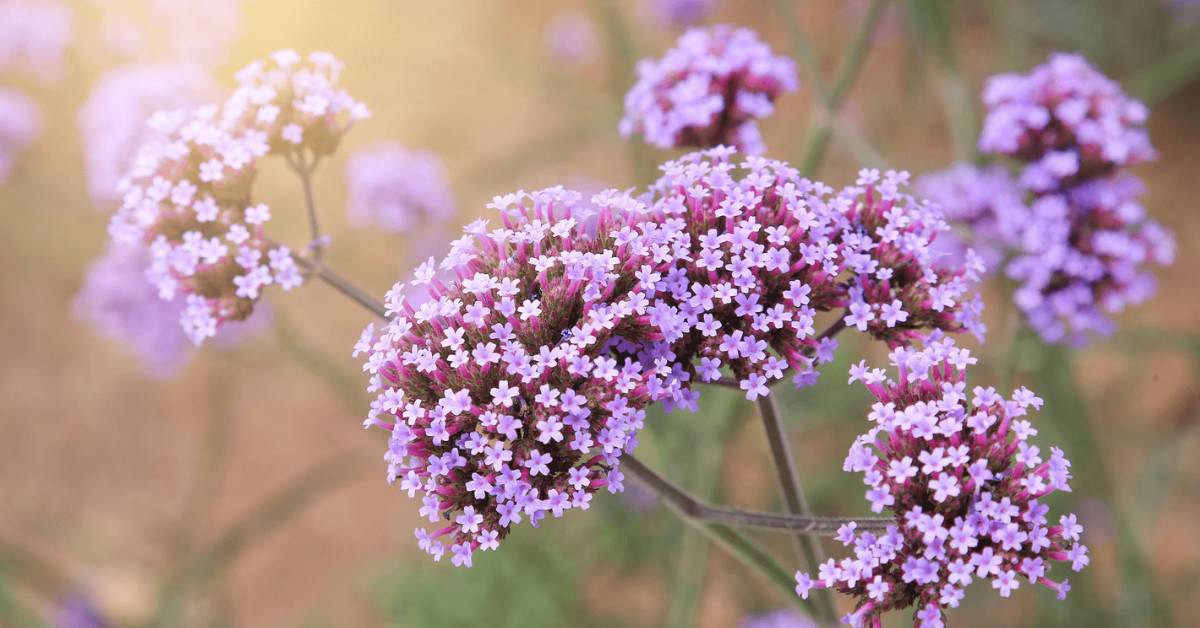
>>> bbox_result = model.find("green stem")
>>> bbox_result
[791,0,890,177]
[1130,36,1200,105]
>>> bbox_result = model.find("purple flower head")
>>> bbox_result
[978,53,1174,345]
[619,26,797,155]
[797,336,1085,626]
[980,52,1154,186]
[74,243,269,377]
[107,50,368,346]
[78,62,219,204]
[645,149,986,397]
[1005,176,1175,344]
[915,164,1026,273]
[0,87,41,183]
[359,186,699,565]
[344,142,455,233]
[0,0,73,82]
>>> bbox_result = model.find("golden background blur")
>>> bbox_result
[1,1,1198,626]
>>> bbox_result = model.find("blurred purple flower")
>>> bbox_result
[0,0,73,81]
[74,243,269,378]
[619,25,797,155]
[915,163,1026,273]
[344,142,455,233]
[78,62,218,205]
[53,594,106,628]
[740,609,817,628]
[647,0,718,28]
[0,86,41,183]
[979,53,1175,345]
[543,10,597,68]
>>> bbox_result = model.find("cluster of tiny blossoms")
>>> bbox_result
[107,50,368,345]
[0,86,40,183]
[0,0,74,81]
[646,148,986,398]
[914,164,1026,273]
[356,187,698,566]
[356,146,992,566]
[795,336,1086,627]
[344,142,455,233]
[978,53,1174,344]
[619,26,797,155]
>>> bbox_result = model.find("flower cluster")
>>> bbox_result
[356,187,697,566]
[0,86,40,183]
[358,147,992,565]
[914,164,1026,273]
[78,62,217,204]
[73,243,267,377]
[980,52,1153,189]
[645,148,986,397]
[647,0,718,28]
[795,337,1086,627]
[0,0,73,81]
[107,50,368,345]
[344,142,455,233]
[543,10,597,68]
[978,53,1175,344]
[619,26,797,155]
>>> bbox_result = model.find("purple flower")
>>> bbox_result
[344,142,455,233]
[0,87,41,183]
[0,0,73,82]
[976,53,1174,344]
[794,336,1086,625]
[645,150,986,395]
[619,26,797,154]
[107,50,368,345]
[360,186,698,565]
[647,0,718,28]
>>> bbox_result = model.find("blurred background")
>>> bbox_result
[1,1,1198,626]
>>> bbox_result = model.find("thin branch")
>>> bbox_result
[288,152,325,262]
[787,0,891,177]
[290,254,389,320]
[756,394,830,583]
[622,455,890,535]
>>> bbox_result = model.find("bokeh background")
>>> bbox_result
[2,1,1198,626]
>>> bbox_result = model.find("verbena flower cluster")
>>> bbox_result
[543,10,597,68]
[795,336,1087,627]
[344,142,455,233]
[0,0,74,81]
[73,243,268,376]
[78,62,217,204]
[978,53,1175,344]
[619,26,797,155]
[357,146,990,566]
[645,149,986,397]
[356,187,697,566]
[648,0,718,28]
[107,50,368,345]
[0,86,41,183]
[914,164,1025,273]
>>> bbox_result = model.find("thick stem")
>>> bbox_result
[623,455,889,534]
[757,393,838,623]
